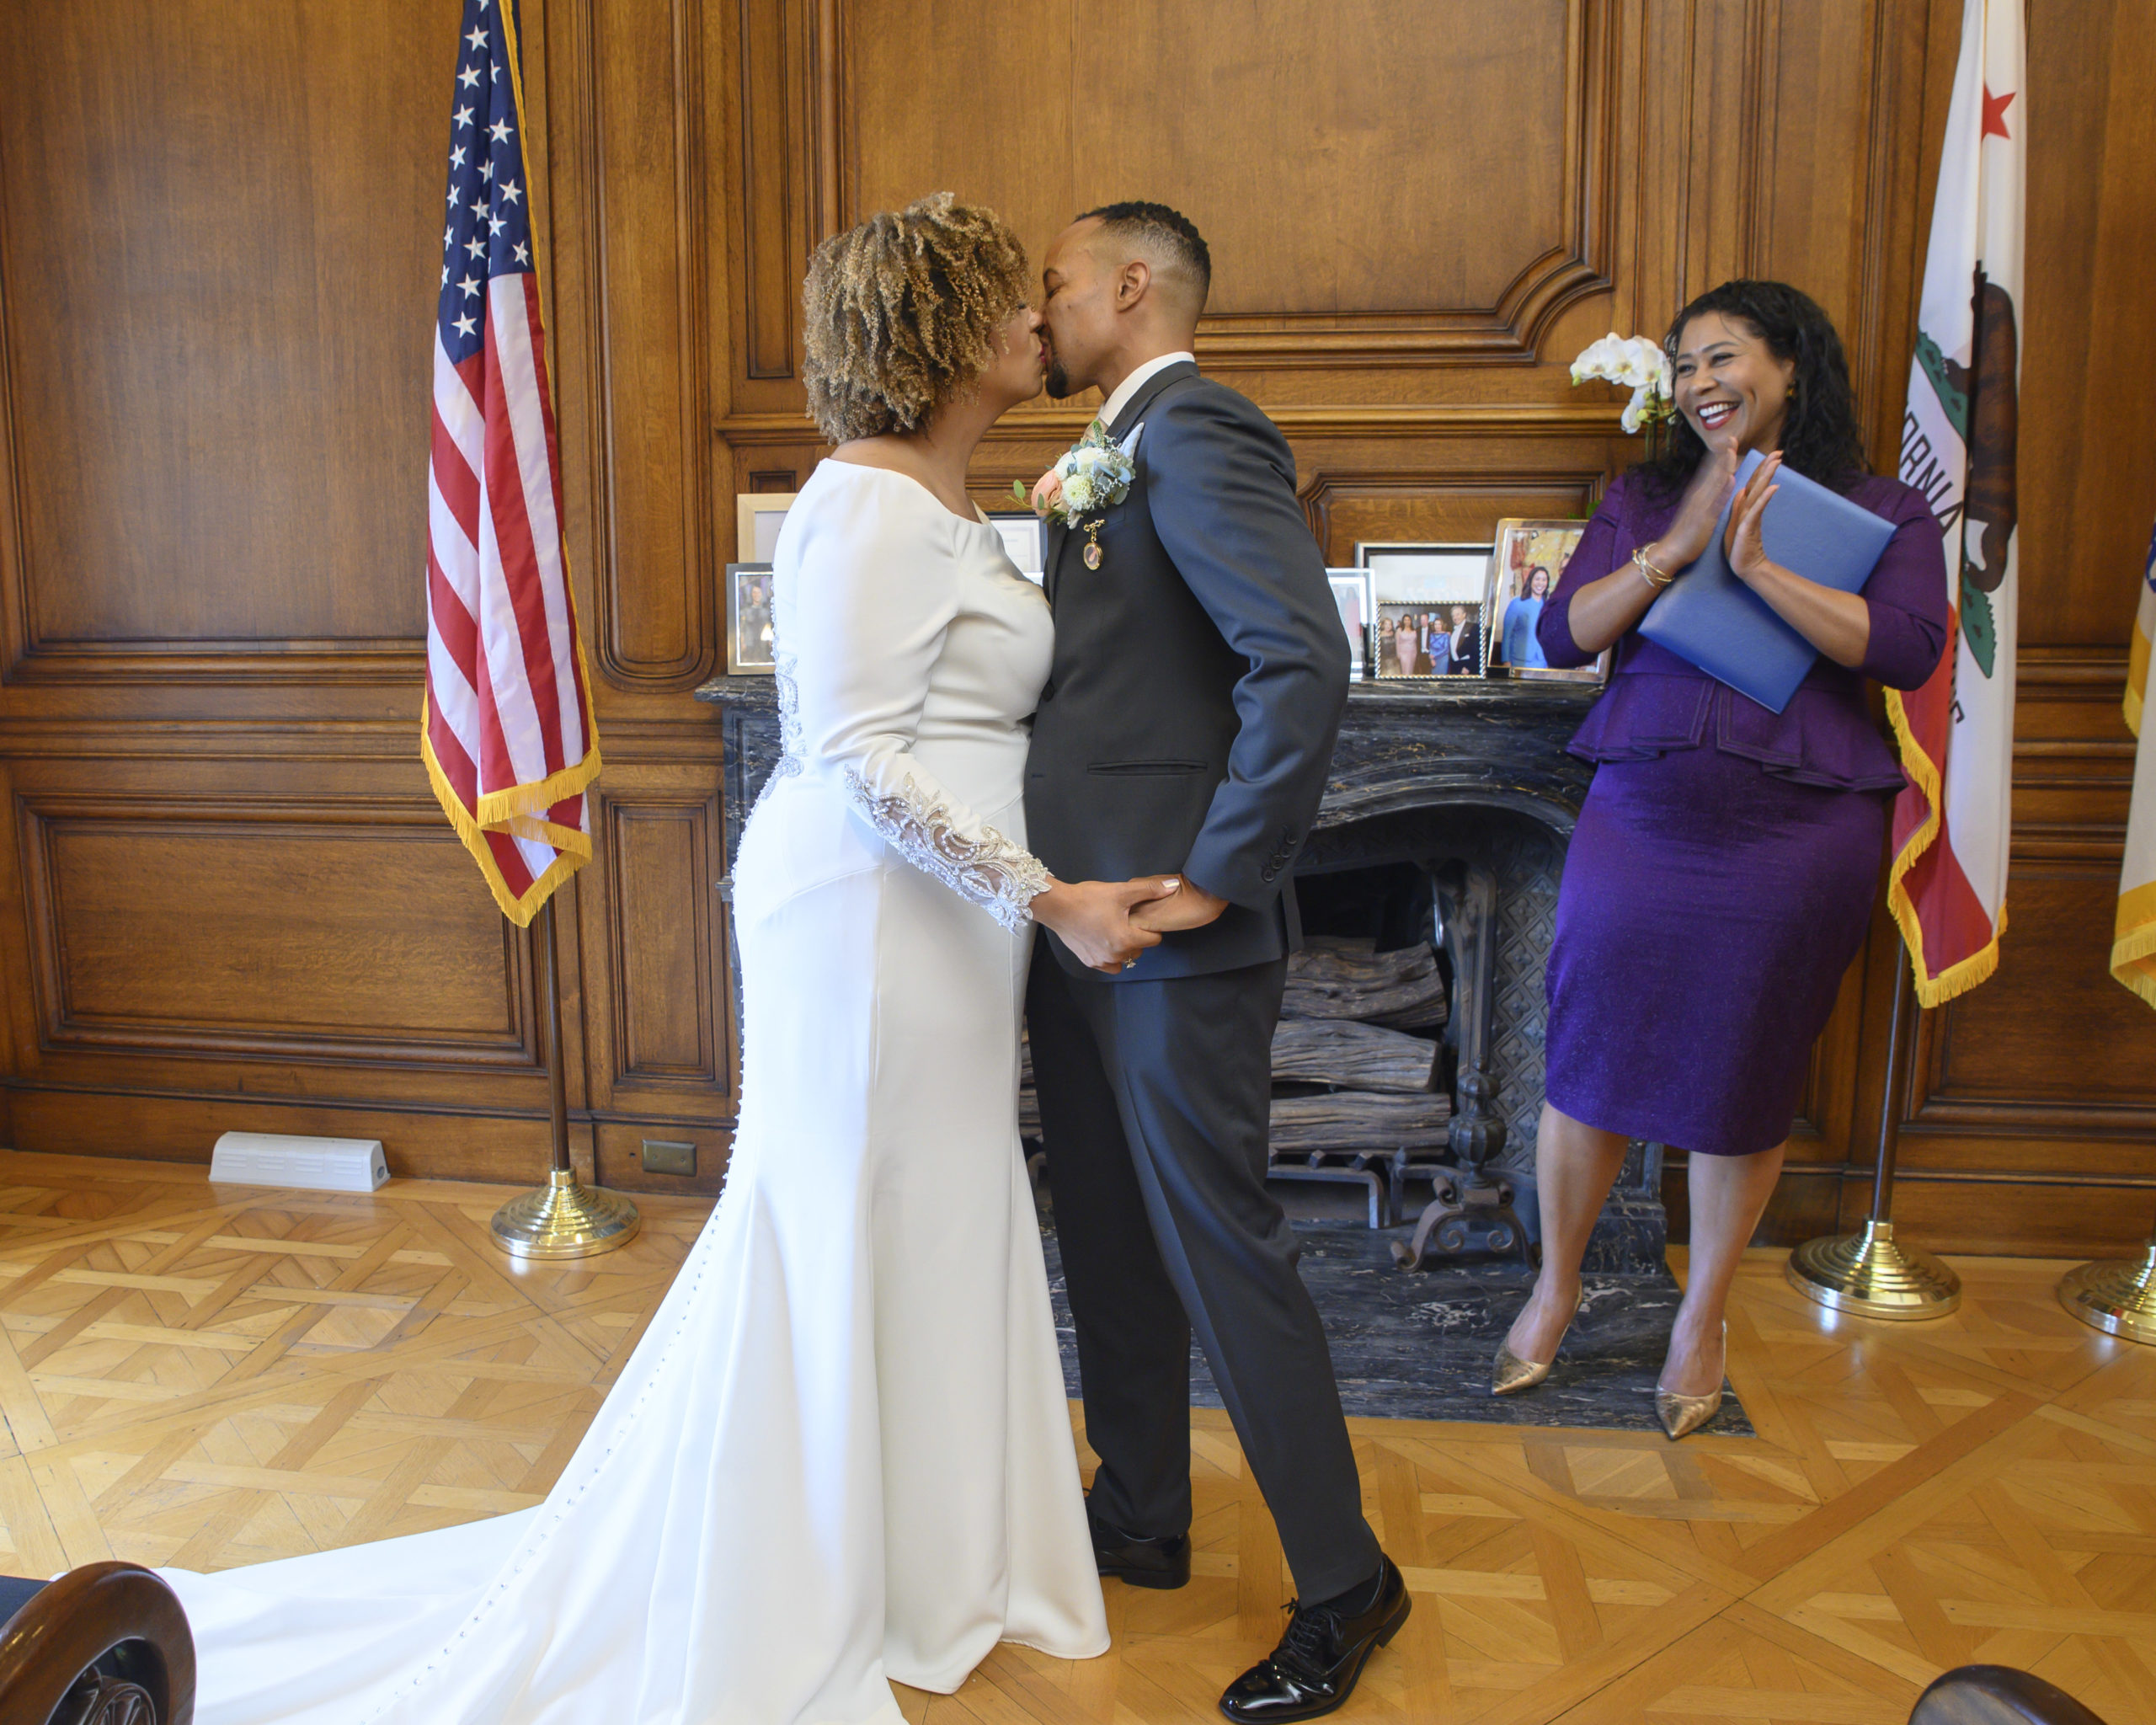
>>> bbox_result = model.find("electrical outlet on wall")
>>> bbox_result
[640,1139,696,1177]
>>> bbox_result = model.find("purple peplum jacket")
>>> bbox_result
[1535,471,1951,793]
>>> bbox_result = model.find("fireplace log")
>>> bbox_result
[1281,937,1448,1029]
[1270,1017,1437,1092]
[1268,1090,1451,1154]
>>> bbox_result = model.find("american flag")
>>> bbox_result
[423,0,599,927]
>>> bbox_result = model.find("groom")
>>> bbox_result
[1024,203,1408,1722]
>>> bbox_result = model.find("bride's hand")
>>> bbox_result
[1031,875,1182,973]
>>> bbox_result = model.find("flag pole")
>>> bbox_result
[1785,937,1961,1318]
[489,895,640,1259]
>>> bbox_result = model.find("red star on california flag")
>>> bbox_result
[1981,83,2015,141]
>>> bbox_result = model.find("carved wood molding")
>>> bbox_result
[2,641,427,687]
[1901,1102,2156,1140]
[1299,466,1608,558]
[716,403,1629,449]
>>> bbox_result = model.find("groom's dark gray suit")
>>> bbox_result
[1023,360,1380,1599]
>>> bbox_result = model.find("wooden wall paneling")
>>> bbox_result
[0,0,443,686]
[14,794,531,1068]
[547,0,719,689]
[718,0,826,419]
[574,752,737,1198]
[0,734,605,1177]
[2018,0,2156,649]
[1305,473,1604,567]
[832,0,1616,373]
[1291,416,1620,561]
[735,0,806,382]
[578,767,737,1091]
[1884,1173,2156,1258]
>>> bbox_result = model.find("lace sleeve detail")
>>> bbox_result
[842,767,1051,934]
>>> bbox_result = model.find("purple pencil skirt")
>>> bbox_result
[1543,745,1890,1157]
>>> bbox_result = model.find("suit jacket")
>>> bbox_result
[1025,360,1350,980]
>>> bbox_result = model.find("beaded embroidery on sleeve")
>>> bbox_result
[842,767,1051,933]
[756,649,805,809]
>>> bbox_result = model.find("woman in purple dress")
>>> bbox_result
[1494,281,1949,1437]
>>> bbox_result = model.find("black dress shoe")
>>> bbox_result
[1087,1509,1191,1590]
[1219,1556,1411,1722]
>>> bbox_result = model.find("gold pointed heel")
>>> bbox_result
[1653,1386,1722,1439]
[1654,1322,1726,1439]
[1491,1289,1582,1397]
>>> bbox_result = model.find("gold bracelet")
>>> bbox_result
[1632,546,1674,589]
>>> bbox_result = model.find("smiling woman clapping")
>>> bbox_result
[1496,281,1951,1438]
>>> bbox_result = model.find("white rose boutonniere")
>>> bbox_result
[1015,418,1136,569]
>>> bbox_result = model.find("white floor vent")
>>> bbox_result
[210,1132,390,1193]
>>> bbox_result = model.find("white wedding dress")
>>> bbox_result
[164,458,1108,1723]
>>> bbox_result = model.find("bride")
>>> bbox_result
[165,193,1175,1724]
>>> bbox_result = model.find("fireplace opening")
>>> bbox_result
[1266,863,1451,1228]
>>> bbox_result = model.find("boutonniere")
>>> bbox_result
[1014,419,1136,569]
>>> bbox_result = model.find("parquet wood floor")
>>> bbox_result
[0,1151,2147,1724]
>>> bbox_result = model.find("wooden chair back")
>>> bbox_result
[0,1562,195,1725]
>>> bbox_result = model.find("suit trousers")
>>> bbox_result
[1026,940,1381,1602]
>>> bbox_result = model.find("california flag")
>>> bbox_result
[2113,521,2156,1007]
[1887,0,2024,1005]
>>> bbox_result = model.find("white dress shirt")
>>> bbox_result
[1097,350,1195,430]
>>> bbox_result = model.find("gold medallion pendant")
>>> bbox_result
[1082,521,1104,569]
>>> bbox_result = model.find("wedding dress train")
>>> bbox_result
[165,458,1108,1723]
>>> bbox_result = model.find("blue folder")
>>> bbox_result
[1638,450,1897,713]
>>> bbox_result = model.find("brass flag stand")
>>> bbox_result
[2057,1214,2156,1344]
[1786,948,1961,1318]
[490,896,640,1260]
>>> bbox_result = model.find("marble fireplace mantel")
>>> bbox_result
[691,676,1602,854]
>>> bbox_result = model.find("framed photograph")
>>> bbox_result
[986,510,1047,584]
[735,493,797,563]
[1484,519,1608,683]
[1326,570,1372,679]
[1357,542,1492,681]
[726,562,776,674]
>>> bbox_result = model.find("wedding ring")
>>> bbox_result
[1123,959,1137,970]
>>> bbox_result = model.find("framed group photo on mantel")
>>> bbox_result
[726,562,776,674]
[1355,542,1492,681]
[1485,519,1608,684]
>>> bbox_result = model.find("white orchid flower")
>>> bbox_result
[1613,338,1657,389]
[1620,384,1651,435]
[1569,332,1628,385]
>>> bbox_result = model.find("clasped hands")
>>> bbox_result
[1031,875,1230,973]
[1653,441,1786,586]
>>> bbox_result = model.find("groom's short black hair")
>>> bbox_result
[1076,201,1211,308]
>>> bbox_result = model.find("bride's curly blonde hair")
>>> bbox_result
[802,193,1031,444]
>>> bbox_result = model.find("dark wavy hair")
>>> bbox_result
[1636,280,1869,497]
